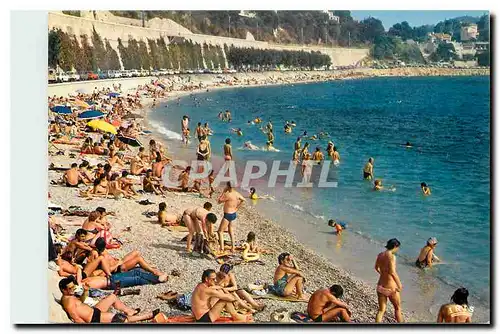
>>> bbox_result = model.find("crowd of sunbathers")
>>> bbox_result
[48,80,473,324]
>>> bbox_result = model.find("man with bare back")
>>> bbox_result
[374,238,403,323]
[217,182,245,253]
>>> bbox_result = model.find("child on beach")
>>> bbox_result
[246,232,270,254]
[328,220,347,236]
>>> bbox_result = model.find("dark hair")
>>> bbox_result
[329,285,344,298]
[385,238,401,250]
[421,182,427,187]
[198,122,202,126]
[226,181,232,189]
[328,219,335,227]
[61,251,73,262]
[97,163,103,168]
[75,228,87,237]
[121,171,129,177]
[203,202,212,210]
[247,232,256,242]
[139,147,144,152]
[206,213,217,224]
[200,135,207,141]
[296,137,301,141]
[220,263,233,274]
[225,138,231,144]
[110,173,119,181]
[95,237,106,253]
[81,160,89,167]
[71,163,78,168]
[156,153,162,163]
[96,207,106,214]
[250,187,255,194]
[278,252,290,264]
[451,288,469,305]
[202,269,216,282]
[104,164,112,172]
[59,276,76,292]
[316,147,320,151]
[159,202,166,211]
[149,139,156,145]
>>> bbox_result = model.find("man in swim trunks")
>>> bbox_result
[273,253,307,301]
[307,285,352,322]
[363,158,374,180]
[59,275,157,323]
[374,238,403,323]
[191,269,247,323]
[63,163,85,187]
[217,182,245,253]
[437,288,473,323]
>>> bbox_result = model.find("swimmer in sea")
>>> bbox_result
[267,129,274,144]
[373,179,384,191]
[363,158,374,180]
[231,128,243,136]
[242,141,259,151]
[265,141,279,152]
[284,124,292,134]
[309,134,318,141]
[421,182,431,196]
[248,187,273,200]
[403,141,412,148]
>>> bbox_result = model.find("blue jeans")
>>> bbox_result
[109,268,160,289]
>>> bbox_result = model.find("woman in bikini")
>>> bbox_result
[437,288,473,323]
[415,237,440,269]
[81,211,107,247]
[374,238,403,323]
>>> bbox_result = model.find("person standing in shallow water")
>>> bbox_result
[363,157,374,180]
[374,238,403,323]
[223,138,233,161]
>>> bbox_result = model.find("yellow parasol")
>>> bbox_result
[87,119,117,134]
[72,99,90,109]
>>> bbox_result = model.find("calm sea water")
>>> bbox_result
[148,76,490,321]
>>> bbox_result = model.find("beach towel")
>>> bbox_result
[155,314,253,323]
[290,312,313,323]
[252,293,308,303]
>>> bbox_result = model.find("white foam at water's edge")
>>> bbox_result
[148,120,182,141]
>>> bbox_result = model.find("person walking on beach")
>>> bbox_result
[374,238,403,323]
[437,288,473,323]
[363,158,374,180]
[217,182,245,253]
[181,115,190,142]
[307,285,352,322]
[223,138,233,161]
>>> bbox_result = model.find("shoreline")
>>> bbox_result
[48,68,489,324]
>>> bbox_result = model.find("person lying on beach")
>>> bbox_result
[63,163,86,188]
[421,182,431,196]
[143,170,165,196]
[307,285,352,322]
[219,264,265,312]
[273,253,308,301]
[208,170,215,197]
[158,202,178,227]
[93,142,108,155]
[81,268,166,291]
[191,269,248,323]
[375,238,403,323]
[59,275,158,323]
[363,158,374,180]
[437,288,473,323]
[415,237,440,269]
[218,182,245,253]
[85,237,168,280]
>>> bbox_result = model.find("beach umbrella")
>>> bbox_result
[108,92,120,98]
[122,113,144,120]
[87,119,117,134]
[78,110,106,120]
[50,105,72,114]
[72,99,90,109]
[76,88,88,94]
[117,135,143,147]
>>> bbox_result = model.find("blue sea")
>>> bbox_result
[148,76,490,322]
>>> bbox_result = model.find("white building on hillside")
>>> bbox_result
[460,24,478,41]
[323,11,340,23]
[239,11,256,18]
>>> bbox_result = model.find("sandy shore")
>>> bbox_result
[48,67,490,323]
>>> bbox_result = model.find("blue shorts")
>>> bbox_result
[223,212,237,222]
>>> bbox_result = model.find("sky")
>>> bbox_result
[351,10,488,30]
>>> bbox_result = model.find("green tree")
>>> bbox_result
[138,40,151,70]
[429,42,457,62]
[359,17,385,43]
[48,29,61,68]
[477,15,490,41]
[126,37,141,69]
[117,38,131,69]
[104,39,121,70]
[477,51,489,66]
[91,27,107,70]
[80,34,96,71]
